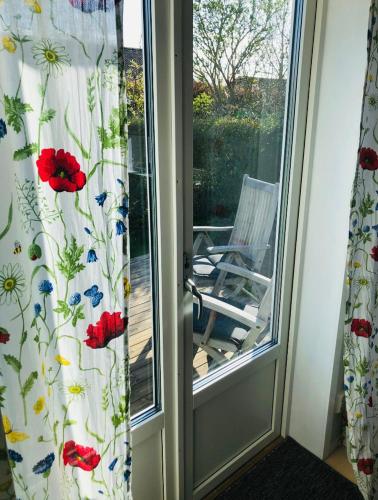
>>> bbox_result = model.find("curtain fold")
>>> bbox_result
[0,0,131,498]
[345,1,378,499]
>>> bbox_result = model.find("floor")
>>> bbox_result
[205,442,356,499]
[129,254,213,415]
[326,446,356,484]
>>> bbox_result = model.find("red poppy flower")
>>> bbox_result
[37,149,86,192]
[84,311,127,349]
[357,458,375,475]
[371,246,378,261]
[63,440,101,471]
[68,0,120,12]
[351,319,372,338]
[359,147,378,170]
[0,330,10,344]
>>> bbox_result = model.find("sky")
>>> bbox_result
[124,0,143,48]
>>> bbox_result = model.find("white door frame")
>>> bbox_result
[149,0,319,499]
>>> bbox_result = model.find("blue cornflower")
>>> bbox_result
[32,453,55,474]
[124,470,131,482]
[363,225,370,233]
[109,458,118,471]
[39,280,53,295]
[84,227,92,235]
[348,231,353,240]
[117,196,129,218]
[0,119,7,140]
[116,220,127,236]
[8,449,23,463]
[343,384,349,391]
[352,219,358,227]
[87,249,98,263]
[125,455,131,467]
[117,178,124,186]
[372,224,378,234]
[347,375,354,383]
[34,303,42,317]
[95,192,107,207]
[69,293,81,306]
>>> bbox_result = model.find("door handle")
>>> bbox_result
[185,278,203,320]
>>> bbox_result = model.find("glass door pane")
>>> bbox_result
[192,0,295,382]
[124,0,160,418]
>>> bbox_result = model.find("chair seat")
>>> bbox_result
[193,297,252,351]
[192,255,221,280]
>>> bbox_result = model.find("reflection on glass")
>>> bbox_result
[192,0,293,381]
[124,0,158,417]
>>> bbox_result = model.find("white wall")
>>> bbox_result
[288,0,370,458]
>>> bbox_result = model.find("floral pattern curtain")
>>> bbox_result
[0,1,131,498]
[345,1,378,498]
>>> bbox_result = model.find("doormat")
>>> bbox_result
[214,438,362,500]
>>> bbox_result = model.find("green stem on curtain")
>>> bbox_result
[37,72,50,156]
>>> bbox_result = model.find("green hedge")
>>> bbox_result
[128,117,283,257]
[193,117,283,225]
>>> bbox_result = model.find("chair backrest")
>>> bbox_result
[229,175,279,272]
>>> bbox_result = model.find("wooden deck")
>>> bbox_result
[129,255,211,415]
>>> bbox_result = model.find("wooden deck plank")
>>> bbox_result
[129,254,210,416]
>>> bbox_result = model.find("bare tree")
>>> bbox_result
[259,0,291,80]
[193,0,285,106]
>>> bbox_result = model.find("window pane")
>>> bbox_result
[124,0,159,417]
[192,0,294,381]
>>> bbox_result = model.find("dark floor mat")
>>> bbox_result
[215,438,362,500]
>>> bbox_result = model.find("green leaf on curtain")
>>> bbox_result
[53,300,71,319]
[97,105,127,150]
[0,199,12,241]
[4,95,33,133]
[4,355,22,373]
[64,106,90,160]
[359,193,374,217]
[57,237,85,281]
[13,143,38,161]
[39,109,56,124]
[72,304,85,327]
[87,74,96,113]
[21,371,38,396]
[85,418,105,443]
[0,386,6,407]
[101,387,109,411]
[53,420,59,446]
[63,419,77,428]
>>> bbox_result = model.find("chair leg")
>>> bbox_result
[199,344,227,364]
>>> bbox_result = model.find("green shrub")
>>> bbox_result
[193,117,283,225]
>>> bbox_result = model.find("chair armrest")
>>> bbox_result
[216,262,271,287]
[207,244,269,255]
[193,226,233,232]
[194,294,258,327]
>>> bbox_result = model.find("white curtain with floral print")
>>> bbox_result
[345,1,378,499]
[0,1,131,498]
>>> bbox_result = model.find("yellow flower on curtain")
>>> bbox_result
[123,277,131,299]
[2,416,29,443]
[1,36,16,54]
[33,396,45,415]
[55,354,70,366]
[24,0,42,13]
